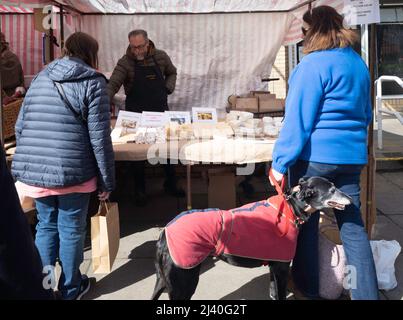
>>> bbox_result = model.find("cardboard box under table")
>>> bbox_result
[207,168,237,210]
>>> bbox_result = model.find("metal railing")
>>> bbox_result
[375,75,403,149]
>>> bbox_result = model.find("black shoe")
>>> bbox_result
[163,181,186,198]
[75,275,91,300]
[135,191,148,207]
[53,290,63,300]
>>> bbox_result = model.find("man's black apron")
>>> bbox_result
[126,56,170,193]
[125,57,168,113]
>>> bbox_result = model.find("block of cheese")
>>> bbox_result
[192,122,234,139]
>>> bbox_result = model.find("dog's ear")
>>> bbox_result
[298,185,316,200]
[298,177,308,186]
[303,188,316,198]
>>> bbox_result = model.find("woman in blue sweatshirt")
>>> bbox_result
[271,6,378,299]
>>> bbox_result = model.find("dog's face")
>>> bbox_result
[297,177,352,211]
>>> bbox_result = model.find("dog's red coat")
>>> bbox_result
[165,196,299,269]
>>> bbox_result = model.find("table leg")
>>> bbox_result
[187,164,192,210]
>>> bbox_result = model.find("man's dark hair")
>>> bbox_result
[128,29,148,40]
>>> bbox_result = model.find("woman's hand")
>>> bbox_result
[98,191,111,201]
[269,168,284,186]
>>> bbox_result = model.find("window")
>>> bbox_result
[377,6,403,95]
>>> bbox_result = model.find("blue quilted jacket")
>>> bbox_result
[12,57,115,192]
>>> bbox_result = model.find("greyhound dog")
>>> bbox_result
[151,176,352,300]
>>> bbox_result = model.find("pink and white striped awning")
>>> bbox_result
[0,0,344,84]
[0,0,344,14]
[0,5,33,13]
[1,6,79,77]
[1,13,43,77]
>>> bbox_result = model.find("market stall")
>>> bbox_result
[0,0,376,235]
[110,109,280,208]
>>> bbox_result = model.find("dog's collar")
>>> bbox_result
[285,191,310,227]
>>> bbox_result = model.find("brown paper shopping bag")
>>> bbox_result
[15,181,36,212]
[91,201,120,274]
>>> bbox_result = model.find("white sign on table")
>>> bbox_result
[111,111,142,143]
[141,111,168,127]
[343,0,380,26]
[115,111,142,132]
[165,111,191,125]
[192,107,218,124]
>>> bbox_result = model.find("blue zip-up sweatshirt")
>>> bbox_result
[12,57,115,191]
[272,46,372,174]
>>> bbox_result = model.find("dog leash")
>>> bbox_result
[268,170,293,237]
[269,170,286,196]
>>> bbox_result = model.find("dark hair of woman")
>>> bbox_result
[63,32,99,69]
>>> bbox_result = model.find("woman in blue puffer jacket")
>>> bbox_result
[12,32,115,300]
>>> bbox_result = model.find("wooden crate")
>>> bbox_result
[2,98,23,139]
[235,97,259,112]
[258,98,285,113]
[251,90,276,100]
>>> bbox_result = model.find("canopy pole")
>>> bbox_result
[366,23,377,238]
[59,4,65,50]
[44,5,55,64]
[0,14,4,148]
[361,24,369,65]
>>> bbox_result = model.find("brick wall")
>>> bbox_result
[267,46,288,99]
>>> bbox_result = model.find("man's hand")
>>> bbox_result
[98,191,111,201]
[269,168,284,186]
[14,87,26,97]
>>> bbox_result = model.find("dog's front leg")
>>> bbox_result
[269,262,290,300]
[269,267,279,300]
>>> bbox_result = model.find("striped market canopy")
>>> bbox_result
[0,0,345,111]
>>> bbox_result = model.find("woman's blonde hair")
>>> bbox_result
[62,32,99,69]
[302,5,357,54]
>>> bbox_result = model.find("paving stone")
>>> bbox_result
[372,216,403,245]
[388,215,403,230]
[84,258,156,300]
[380,254,403,300]
[376,192,403,215]
[381,172,403,190]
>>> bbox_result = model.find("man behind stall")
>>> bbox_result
[107,29,184,206]
[1,32,25,102]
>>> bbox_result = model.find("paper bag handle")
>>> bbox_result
[98,200,110,215]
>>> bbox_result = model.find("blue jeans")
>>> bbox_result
[35,193,90,300]
[289,160,379,300]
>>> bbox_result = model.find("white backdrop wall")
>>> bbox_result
[80,13,293,112]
